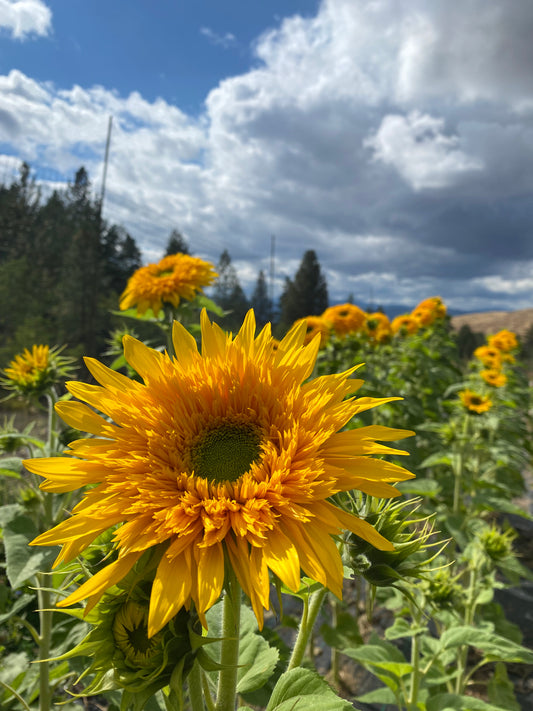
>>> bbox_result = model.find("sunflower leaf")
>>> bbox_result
[265,668,353,711]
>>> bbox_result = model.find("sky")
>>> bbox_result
[1,0,532,313]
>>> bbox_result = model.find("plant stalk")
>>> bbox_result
[215,570,241,711]
[287,587,327,671]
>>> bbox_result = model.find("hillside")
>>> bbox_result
[450,307,533,339]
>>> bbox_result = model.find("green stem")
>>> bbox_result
[214,570,241,711]
[452,415,469,515]
[330,597,339,683]
[287,587,328,671]
[188,660,206,711]
[455,559,478,694]
[37,578,52,711]
[407,608,422,710]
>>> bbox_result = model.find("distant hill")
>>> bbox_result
[450,308,533,339]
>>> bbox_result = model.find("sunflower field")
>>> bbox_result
[1,255,532,711]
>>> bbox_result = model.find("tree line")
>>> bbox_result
[0,163,332,366]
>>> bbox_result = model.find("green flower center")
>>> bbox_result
[190,422,263,483]
[113,602,160,667]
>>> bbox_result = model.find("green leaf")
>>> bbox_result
[0,456,23,478]
[0,652,30,686]
[426,692,508,711]
[487,662,520,711]
[398,477,441,496]
[356,686,397,705]
[0,505,56,588]
[385,617,425,641]
[237,607,279,693]
[440,626,533,664]
[320,611,363,649]
[0,592,35,624]
[265,668,353,711]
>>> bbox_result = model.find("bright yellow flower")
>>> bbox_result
[391,314,420,336]
[480,369,507,387]
[412,306,435,326]
[322,303,366,337]
[2,345,74,397]
[28,311,414,637]
[364,313,391,342]
[4,345,49,386]
[293,316,330,348]
[473,345,502,369]
[415,296,447,320]
[487,330,518,353]
[119,253,218,317]
[459,389,492,414]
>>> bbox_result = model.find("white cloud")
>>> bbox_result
[365,111,483,190]
[0,0,51,39]
[1,0,533,311]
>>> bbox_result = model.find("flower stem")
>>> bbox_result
[287,587,328,671]
[188,660,206,711]
[37,579,52,711]
[215,570,241,711]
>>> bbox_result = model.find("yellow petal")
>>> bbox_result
[57,551,142,607]
[149,549,192,637]
[196,542,225,613]
[55,401,110,436]
[262,529,301,592]
[324,503,394,551]
[84,357,136,392]
[172,320,199,365]
[123,335,166,381]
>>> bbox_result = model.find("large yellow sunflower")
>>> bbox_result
[119,253,218,317]
[28,311,414,637]
[322,303,366,337]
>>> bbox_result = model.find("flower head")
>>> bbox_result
[391,314,420,336]
[473,345,502,369]
[487,329,518,353]
[322,303,366,337]
[414,296,447,321]
[58,562,194,704]
[364,312,391,343]
[28,310,414,636]
[459,389,492,414]
[480,369,507,387]
[119,253,218,317]
[293,316,330,348]
[2,345,74,398]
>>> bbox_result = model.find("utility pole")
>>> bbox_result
[99,115,113,218]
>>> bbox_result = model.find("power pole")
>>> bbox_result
[99,115,113,218]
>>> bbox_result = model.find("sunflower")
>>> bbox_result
[414,296,447,320]
[459,389,492,414]
[473,345,502,369]
[28,310,414,637]
[293,316,330,347]
[487,329,518,353]
[2,345,74,398]
[322,303,366,337]
[119,253,218,317]
[480,369,507,387]
[391,314,420,336]
[364,312,391,343]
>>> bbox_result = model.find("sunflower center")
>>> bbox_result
[113,601,159,666]
[190,422,262,483]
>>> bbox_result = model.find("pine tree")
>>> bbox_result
[251,269,272,328]
[279,250,329,327]
[165,229,190,256]
[213,250,250,331]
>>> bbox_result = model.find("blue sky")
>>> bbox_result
[1,0,533,313]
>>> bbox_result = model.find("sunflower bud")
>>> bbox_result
[1,344,75,400]
[60,570,195,708]
[478,525,516,562]
[422,568,463,608]
[348,497,442,588]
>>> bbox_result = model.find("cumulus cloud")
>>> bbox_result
[0,0,51,39]
[1,0,533,311]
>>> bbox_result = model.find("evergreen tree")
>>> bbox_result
[165,229,190,255]
[251,269,272,328]
[279,250,329,327]
[213,249,250,331]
